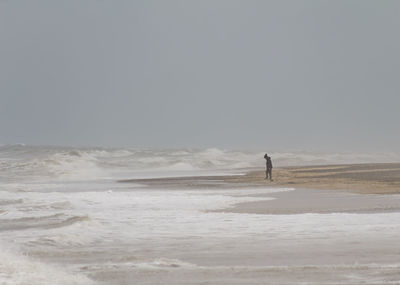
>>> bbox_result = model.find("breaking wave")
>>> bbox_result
[0,214,90,232]
[134,258,198,269]
[1,144,400,183]
[0,243,93,285]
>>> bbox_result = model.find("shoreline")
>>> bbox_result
[216,188,400,215]
[120,163,400,215]
[222,162,400,215]
[222,162,400,194]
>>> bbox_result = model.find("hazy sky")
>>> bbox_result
[1,0,399,151]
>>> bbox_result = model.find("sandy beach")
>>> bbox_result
[3,145,400,285]
[122,163,400,194]
[121,163,400,216]
[225,163,400,194]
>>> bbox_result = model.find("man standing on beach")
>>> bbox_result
[264,153,273,181]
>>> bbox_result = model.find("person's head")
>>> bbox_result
[264,153,268,159]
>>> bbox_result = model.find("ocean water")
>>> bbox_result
[1,145,400,284]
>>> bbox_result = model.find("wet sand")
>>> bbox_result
[225,163,400,215]
[111,163,400,284]
[120,163,400,215]
[224,163,400,194]
[221,188,400,215]
[121,163,400,194]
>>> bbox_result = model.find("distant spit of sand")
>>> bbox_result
[225,163,400,195]
[120,163,400,215]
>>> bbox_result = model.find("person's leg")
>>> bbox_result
[268,169,272,181]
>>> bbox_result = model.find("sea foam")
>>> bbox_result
[1,145,400,184]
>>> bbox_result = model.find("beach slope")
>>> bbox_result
[226,163,400,194]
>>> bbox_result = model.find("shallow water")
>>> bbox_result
[1,145,400,284]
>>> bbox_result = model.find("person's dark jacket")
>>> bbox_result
[266,157,273,169]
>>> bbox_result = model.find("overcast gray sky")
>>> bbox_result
[1,0,399,151]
